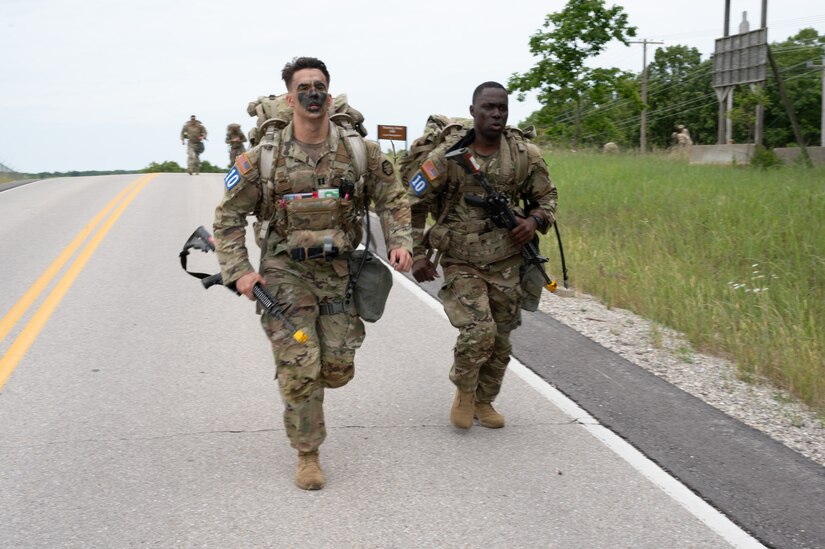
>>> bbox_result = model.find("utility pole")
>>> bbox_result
[808,56,825,146]
[629,38,664,153]
[717,0,733,144]
[754,0,768,146]
[768,46,811,165]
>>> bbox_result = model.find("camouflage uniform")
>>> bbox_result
[225,123,247,166]
[214,120,412,453]
[409,130,556,403]
[181,119,208,174]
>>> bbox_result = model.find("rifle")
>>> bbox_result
[444,147,565,292]
[179,226,308,344]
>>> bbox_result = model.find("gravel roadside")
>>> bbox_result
[538,289,825,467]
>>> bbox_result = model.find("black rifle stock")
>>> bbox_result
[444,147,558,292]
[179,226,308,344]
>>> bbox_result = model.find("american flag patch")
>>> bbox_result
[237,153,253,175]
[421,159,441,181]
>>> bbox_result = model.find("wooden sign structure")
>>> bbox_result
[377,125,408,153]
[378,124,408,162]
[377,125,407,141]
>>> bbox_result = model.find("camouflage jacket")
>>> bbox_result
[181,120,207,141]
[226,127,247,146]
[214,121,412,285]
[408,131,557,274]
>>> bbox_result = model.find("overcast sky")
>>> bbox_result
[1,0,823,173]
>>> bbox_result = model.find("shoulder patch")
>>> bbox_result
[224,166,241,190]
[236,152,253,175]
[381,159,394,176]
[421,159,441,182]
[409,171,429,196]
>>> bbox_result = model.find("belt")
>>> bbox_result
[290,246,340,261]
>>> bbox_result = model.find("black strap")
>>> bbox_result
[179,250,213,280]
[319,301,348,315]
[346,188,371,302]
[290,247,340,261]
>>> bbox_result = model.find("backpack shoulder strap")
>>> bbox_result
[256,126,283,244]
[334,121,367,181]
[505,127,530,183]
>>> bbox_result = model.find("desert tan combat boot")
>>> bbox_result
[474,401,505,428]
[450,389,475,429]
[295,451,325,490]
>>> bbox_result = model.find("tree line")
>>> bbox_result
[509,0,824,150]
[7,160,226,180]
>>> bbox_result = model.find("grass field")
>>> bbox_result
[541,151,825,416]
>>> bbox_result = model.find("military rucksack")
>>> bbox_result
[397,115,470,188]
[243,92,372,264]
[398,115,537,220]
[246,93,367,146]
[244,94,391,323]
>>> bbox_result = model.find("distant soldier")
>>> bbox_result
[181,115,208,175]
[225,123,247,167]
[672,124,693,148]
[678,126,693,147]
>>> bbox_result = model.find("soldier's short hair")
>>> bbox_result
[282,57,330,89]
[472,81,507,104]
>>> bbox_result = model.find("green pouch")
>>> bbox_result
[520,262,546,312]
[194,141,205,154]
[347,250,393,322]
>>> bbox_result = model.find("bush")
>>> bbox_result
[750,146,782,170]
[142,161,184,173]
[199,160,226,173]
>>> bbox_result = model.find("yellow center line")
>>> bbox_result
[0,173,158,390]
[0,174,150,345]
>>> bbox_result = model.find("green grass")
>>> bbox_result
[542,151,825,414]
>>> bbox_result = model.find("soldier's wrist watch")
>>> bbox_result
[530,214,544,230]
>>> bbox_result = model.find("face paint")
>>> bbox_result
[295,80,328,114]
[297,90,328,113]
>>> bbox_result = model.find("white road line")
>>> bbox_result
[391,268,765,549]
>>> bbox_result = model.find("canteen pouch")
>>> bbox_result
[347,250,393,322]
[520,262,546,312]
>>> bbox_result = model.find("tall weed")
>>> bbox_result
[543,152,825,413]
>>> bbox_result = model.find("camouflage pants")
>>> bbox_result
[260,258,365,453]
[186,142,200,173]
[438,267,522,402]
[229,145,245,167]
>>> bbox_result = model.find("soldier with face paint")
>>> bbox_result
[408,81,557,431]
[213,57,413,490]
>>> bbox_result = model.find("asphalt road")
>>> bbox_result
[0,174,819,548]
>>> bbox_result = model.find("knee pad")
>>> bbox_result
[320,360,354,388]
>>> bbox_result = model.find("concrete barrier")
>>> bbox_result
[774,146,825,166]
[689,144,755,165]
